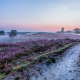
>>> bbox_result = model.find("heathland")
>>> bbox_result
[0,33,80,80]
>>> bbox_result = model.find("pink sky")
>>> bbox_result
[0,0,80,32]
[0,24,79,32]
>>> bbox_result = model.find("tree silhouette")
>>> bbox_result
[73,28,80,33]
[0,31,5,35]
[9,30,17,39]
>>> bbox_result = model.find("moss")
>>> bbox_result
[33,55,47,62]
[0,73,6,80]
[46,59,52,65]
[63,45,66,47]
[24,52,29,56]
[15,76,19,80]
[51,57,56,63]
[32,49,35,52]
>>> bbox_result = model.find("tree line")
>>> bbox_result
[73,28,80,33]
[0,28,80,39]
[0,30,17,39]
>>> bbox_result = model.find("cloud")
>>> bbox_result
[56,6,67,11]
[75,12,80,14]
[63,7,67,10]
[72,3,80,6]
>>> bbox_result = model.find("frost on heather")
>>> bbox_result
[0,38,78,73]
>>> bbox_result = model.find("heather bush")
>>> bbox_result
[0,38,77,73]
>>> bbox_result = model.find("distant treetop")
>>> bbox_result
[9,30,17,39]
[0,31,5,35]
[73,28,80,33]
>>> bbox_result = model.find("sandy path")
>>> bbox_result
[4,43,80,80]
[28,43,80,80]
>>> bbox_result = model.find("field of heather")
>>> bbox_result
[0,33,80,80]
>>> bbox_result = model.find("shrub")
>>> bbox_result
[15,76,19,80]
[51,57,56,63]
[46,59,52,65]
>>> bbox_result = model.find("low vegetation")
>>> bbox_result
[15,76,19,80]
[46,59,52,65]
[0,38,79,79]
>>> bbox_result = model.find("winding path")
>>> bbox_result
[29,43,80,80]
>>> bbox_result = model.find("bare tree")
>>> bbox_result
[9,30,17,39]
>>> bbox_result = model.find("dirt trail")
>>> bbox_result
[28,43,80,80]
[4,43,80,80]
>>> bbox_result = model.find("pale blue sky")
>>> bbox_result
[0,0,80,32]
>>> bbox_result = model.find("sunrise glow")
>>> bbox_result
[0,0,80,32]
